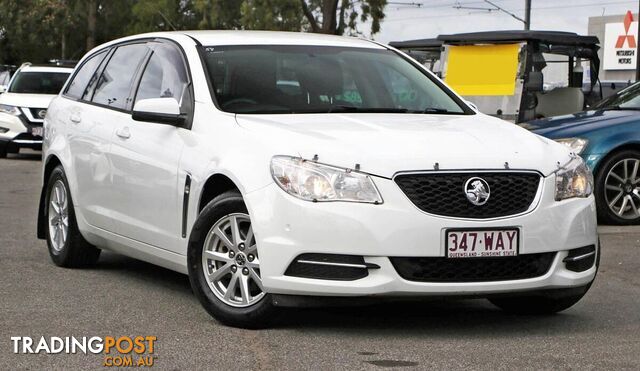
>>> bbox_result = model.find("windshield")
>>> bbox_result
[8,71,70,94]
[594,82,640,110]
[202,45,469,115]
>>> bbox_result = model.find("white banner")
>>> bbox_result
[603,13,638,70]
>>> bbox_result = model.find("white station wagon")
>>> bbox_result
[38,31,599,328]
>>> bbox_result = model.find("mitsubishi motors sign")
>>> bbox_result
[603,11,638,70]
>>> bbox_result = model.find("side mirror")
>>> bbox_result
[465,100,479,112]
[525,71,544,92]
[0,85,6,94]
[132,98,184,126]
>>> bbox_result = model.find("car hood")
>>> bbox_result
[235,113,571,178]
[524,109,640,138]
[0,92,57,108]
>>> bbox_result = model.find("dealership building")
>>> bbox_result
[588,11,638,82]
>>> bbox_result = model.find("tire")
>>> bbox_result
[0,142,7,158]
[45,165,101,267]
[489,286,589,315]
[187,191,277,329]
[594,150,640,225]
[490,242,600,315]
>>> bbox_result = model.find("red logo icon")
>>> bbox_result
[615,10,636,48]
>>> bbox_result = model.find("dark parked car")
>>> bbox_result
[526,82,640,224]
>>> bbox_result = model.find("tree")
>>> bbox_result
[300,0,387,35]
[0,0,139,64]
[240,0,304,31]
[0,0,388,65]
[128,0,198,33]
[0,0,83,64]
[86,0,97,50]
[193,0,242,30]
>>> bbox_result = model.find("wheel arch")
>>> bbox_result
[591,142,640,177]
[197,173,241,213]
[37,154,63,239]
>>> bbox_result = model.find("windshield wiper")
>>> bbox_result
[418,107,459,114]
[240,105,463,115]
[326,105,409,113]
[602,105,640,111]
[236,108,294,114]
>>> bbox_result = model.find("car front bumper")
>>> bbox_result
[0,112,41,151]
[245,174,598,297]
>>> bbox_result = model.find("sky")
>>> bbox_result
[368,0,639,43]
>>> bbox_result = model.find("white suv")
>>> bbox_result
[38,31,599,328]
[0,64,72,157]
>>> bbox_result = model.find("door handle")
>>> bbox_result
[116,127,131,139]
[69,114,81,124]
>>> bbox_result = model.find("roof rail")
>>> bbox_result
[48,59,78,67]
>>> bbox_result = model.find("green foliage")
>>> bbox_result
[240,0,304,31]
[129,0,197,33]
[0,0,76,64]
[0,0,387,65]
[300,0,387,35]
[193,0,242,29]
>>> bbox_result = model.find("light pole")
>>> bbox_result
[525,0,532,30]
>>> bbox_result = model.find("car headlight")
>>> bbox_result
[0,104,20,116]
[554,156,593,201]
[555,138,588,154]
[270,156,383,203]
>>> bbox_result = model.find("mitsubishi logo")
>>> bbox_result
[616,11,637,48]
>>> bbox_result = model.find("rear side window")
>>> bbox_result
[135,43,189,108]
[92,44,148,110]
[65,51,106,99]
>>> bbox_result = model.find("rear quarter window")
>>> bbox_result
[65,51,107,99]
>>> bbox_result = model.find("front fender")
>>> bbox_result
[37,181,47,239]
[583,128,640,172]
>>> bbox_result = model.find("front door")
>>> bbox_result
[107,40,192,253]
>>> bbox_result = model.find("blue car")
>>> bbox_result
[526,82,640,224]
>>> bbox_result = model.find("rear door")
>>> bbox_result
[107,40,192,254]
[79,42,150,230]
[62,49,114,230]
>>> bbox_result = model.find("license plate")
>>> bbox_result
[446,228,519,258]
[31,126,43,137]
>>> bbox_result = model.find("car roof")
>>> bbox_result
[18,65,73,74]
[90,30,385,53]
[437,30,599,47]
[181,30,384,49]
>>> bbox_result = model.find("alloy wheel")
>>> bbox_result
[201,213,264,307]
[604,158,640,220]
[48,180,69,252]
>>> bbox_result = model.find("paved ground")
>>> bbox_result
[1,152,639,370]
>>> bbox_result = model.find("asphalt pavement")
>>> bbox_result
[1,152,639,370]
